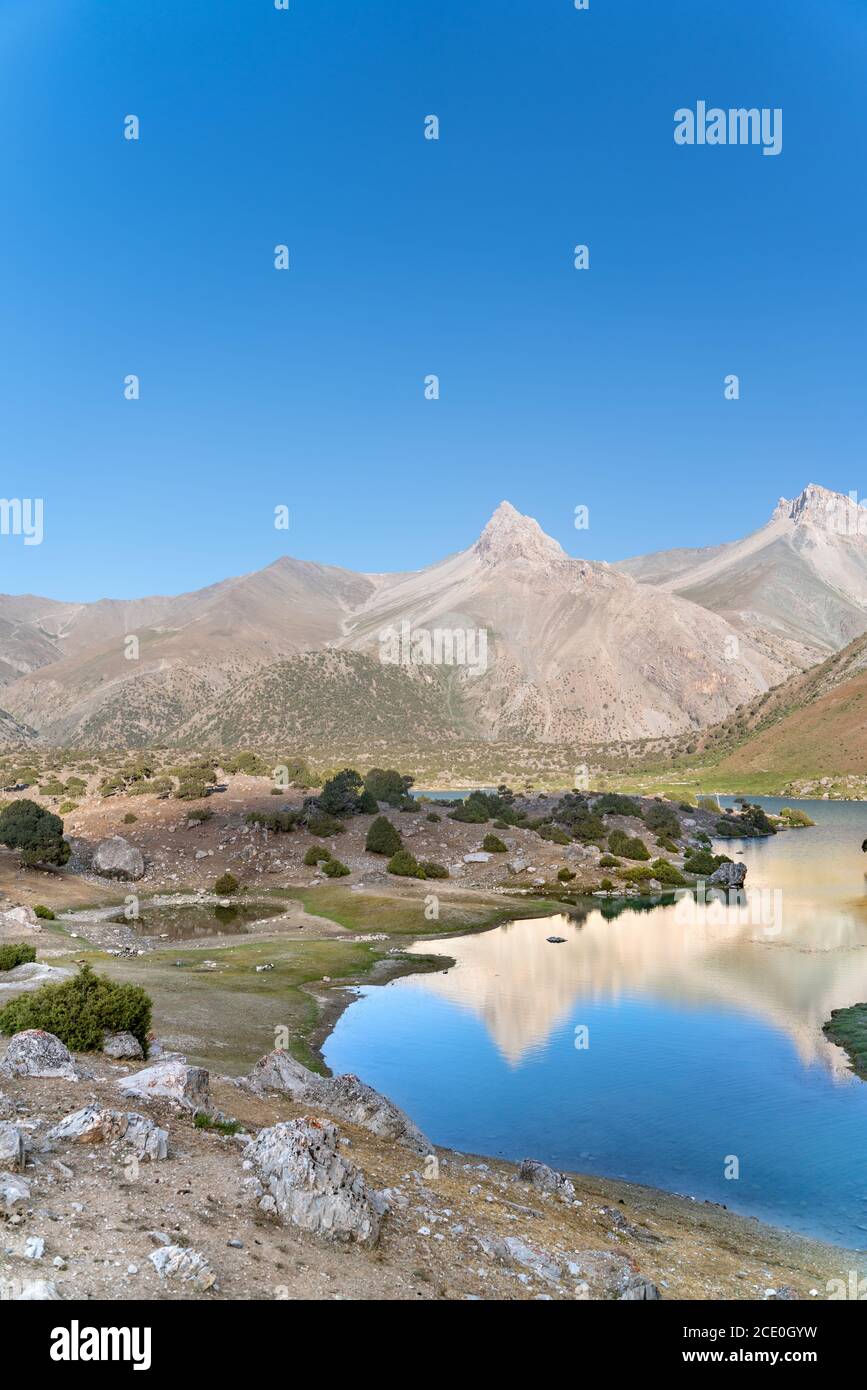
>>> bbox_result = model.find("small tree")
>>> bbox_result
[0,799,70,867]
[365,816,402,856]
[214,871,239,894]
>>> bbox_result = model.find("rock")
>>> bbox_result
[519,1158,576,1202]
[245,1116,385,1245]
[480,1235,660,1299]
[0,1171,30,1212]
[92,836,145,881]
[509,858,528,873]
[0,905,39,932]
[118,1056,210,1112]
[23,1236,44,1259]
[708,861,747,889]
[103,1031,145,1060]
[245,1051,431,1152]
[0,1030,82,1081]
[3,1278,61,1300]
[546,936,566,944]
[0,1091,13,1119]
[0,1121,26,1172]
[149,1244,217,1291]
[47,1105,168,1161]
[464,852,490,864]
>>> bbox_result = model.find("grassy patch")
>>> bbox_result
[824,1004,867,1080]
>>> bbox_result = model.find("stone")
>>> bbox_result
[546,936,566,944]
[480,1234,660,1299]
[103,1031,145,1060]
[0,1121,26,1172]
[708,861,747,889]
[244,1116,385,1245]
[23,1236,44,1259]
[508,858,528,874]
[464,852,490,864]
[3,1278,61,1300]
[47,1105,168,1161]
[245,1050,431,1153]
[92,836,145,881]
[118,1056,210,1112]
[0,905,39,932]
[0,1171,30,1213]
[0,1030,82,1081]
[519,1158,576,1202]
[149,1245,217,1291]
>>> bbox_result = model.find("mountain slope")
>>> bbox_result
[616,484,867,662]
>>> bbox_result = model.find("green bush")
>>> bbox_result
[537,824,570,845]
[780,806,815,827]
[304,845,332,866]
[0,799,70,867]
[322,857,350,878]
[643,801,681,839]
[622,865,655,883]
[650,858,687,886]
[0,943,37,971]
[39,781,67,798]
[365,816,402,856]
[387,849,426,879]
[557,867,575,882]
[0,963,151,1054]
[598,854,621,868]
[214,872,239,895]
[123,813,137,824]
[34,904,55,920]
[175,778,211,801]
[594,793,642,818]
[307,813,344,838]
[419,861,448,879]
[607,829,650,861]
[426,812,440,823]
[246,810,298,833]
[482,833,508,853]
[363,768,413,807]
[599,877,615,891]
[222,752,269,777]
[58,801,78,815]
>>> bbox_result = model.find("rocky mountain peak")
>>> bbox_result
[474,501,566,565]
[772,484,860,530]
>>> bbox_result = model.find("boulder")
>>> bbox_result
[244,1050,431,1152]
[0,1030,82,1082]
[103,1031,145,1060]
[47,1105,168,1161]
[3,1278,61,1300]
[0,1171,30,1213]
[0,905,39,932]
[480,1234,660,1299]
[708,861,747,890]
[149,1245,217,1291]
[92,836,145,881]
[118,1057,210,1112]
[244,1116,385,1245]
[519,1157,576,1202]
[0,1121,26,1172]
[464,852,490,864]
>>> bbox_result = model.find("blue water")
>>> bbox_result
[324,798,867,1249]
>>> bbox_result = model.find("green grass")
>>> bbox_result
[824,1004,867,1080]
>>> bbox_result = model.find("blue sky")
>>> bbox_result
[1,0,865,600]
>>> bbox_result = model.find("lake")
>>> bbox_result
[323,797,867,1248]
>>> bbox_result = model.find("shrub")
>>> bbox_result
[0,963,151,1054]
[387,849,425,879]
[365,816,402,856]
[537,825,570,845]
[317,768,365,817]
[643,801,681,839]
[322,857,350,878]
[656,836,678,853]
[598,854,621,868]
[780,806,815,827]
[683,849,731,877]
[419,860,448,878]
[175,778,211,801]
[363,768,413,807]
[246,811,298,833]
[0,799,70,867]
[221,752,269,777]
[187,807,213,825]
[58,801,78,815]
[0,943,36,971]
[34,904,55,920]
[622,865,655,883]
[214,872,239,895]
[594,793,642,817]
[39,781,67,798]
[304,845,332,866]
[306,813,344,838]
[557,867,575,882]
[123,813,137,824]
[482,833,508,853]
[599,877,615,891]
[650,858,687,886]
[607,829,650,861]
[426,812,440,823]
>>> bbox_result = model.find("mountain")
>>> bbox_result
[616,484,867,664]
[0,499,818,749]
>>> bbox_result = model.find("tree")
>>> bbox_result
[0,799,70,867]
[365,816,403,856]
[214,871,239,894]
[363,768,414,807]
[316,768,364,816]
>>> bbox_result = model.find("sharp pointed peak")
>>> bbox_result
[772,483,864,527]
[475,501,566,563]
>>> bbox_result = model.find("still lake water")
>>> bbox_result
[324,797,867,1248]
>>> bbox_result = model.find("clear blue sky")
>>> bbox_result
[1,0,865,600]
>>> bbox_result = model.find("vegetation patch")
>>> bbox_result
[0,963,152,1054]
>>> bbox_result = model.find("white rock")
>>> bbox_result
[0,1030,82,1081]
[0,1121,26,1171]
[149,1244,217,1291]
[118,1057,210,1112]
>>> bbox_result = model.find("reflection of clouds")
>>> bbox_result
[404,895,867,1076]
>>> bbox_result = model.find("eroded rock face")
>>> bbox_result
[103,1031,145,1060]
[0,1030,82,1082]
[245,1050,431,1153]
[47,1105,168,1161]
[92,836,145,881]
[519,1158,576,1202]
[708,861,747,889]
[479,1234,660,1299]
[244,1116,385,1245]
[149,1245,217,1291]
[118,1057,210,1112]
